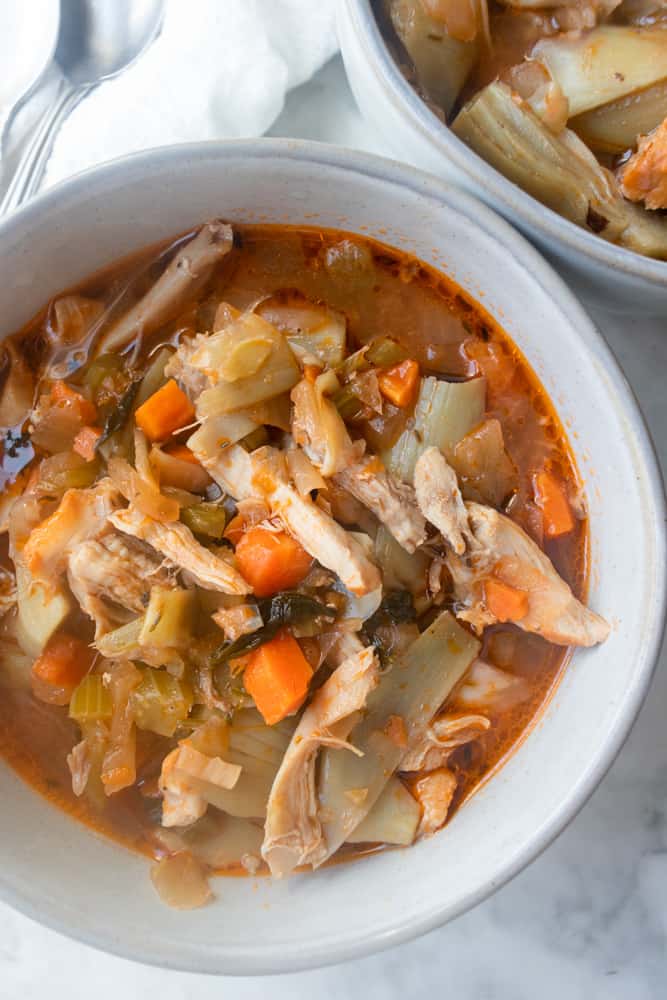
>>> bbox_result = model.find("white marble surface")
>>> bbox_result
[1,54,666,1000]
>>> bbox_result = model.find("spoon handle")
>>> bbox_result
[0,79,91,217]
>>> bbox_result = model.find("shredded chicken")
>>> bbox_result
[415,449,610,646]
[109,506,251,595]
[448,502,611,646]
[67,530,175,638]
[620,118,667,211]
[414,447,470,555]
[262,644,379,877]
[66,739,92,797]
[98,221,234,354]
[335,458,427,553]
[291,375,363,477]
[22,479,121,586]
[412,767,458,837]
[401,713,490,773]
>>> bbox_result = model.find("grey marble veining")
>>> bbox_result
[1,55,665,1000]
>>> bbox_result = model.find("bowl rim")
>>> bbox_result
[0,137,665,974]
[342,0,667,290]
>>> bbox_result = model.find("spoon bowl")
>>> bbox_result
[0,0,164,216]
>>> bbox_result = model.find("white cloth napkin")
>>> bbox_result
[44,0,338,187]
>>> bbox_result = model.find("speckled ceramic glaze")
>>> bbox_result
[338,0,667,314]
[0,141,663,974]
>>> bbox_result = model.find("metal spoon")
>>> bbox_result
[0,0,60,154]
[0,0,165,217]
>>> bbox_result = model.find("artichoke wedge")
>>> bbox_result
[388,0,481,118]
[532,26,667,118]
[452,81,667,258]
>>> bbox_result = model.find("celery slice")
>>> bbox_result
[131,668,193,737]
[69,675,112,723]
[180,502,228,540]
[139,587,196,650]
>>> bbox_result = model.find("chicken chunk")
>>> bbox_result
[291,376,363,477]
[415,449,609,647]
[401,712,490,773]
[22,479,121,586]
[109,506,251,595]
[414,447,471,555]
[262,644,379,878]
[335,458,427,553]
[98,221,234,354]
[411,767,458,837]
[448,502,610,646]
[68,530,176,637]
[620,118,667,210]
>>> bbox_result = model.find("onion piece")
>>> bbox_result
[150,853,212,909]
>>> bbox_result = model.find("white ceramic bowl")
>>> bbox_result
[338,0,667,314]
[0,141,664,974]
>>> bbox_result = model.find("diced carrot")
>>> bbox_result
[234,526,313,598]
[73,425,102,461]
[164,443,200,465]
[51,380,97,424]
[243,629,313,725]
[135,379,195,442]
[377,359,420,408]
[31,632,95,707]
[533,470,574,538]
[484,577,529,623]
[223,513,247,547]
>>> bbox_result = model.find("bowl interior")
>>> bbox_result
[0,142,663,974]
[339,0,667,303]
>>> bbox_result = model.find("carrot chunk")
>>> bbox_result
[378,359,420,408]
[243,630,313,725]
[533,470,574,538]
[484,577,529,623]
[135,379,195,442]
[234,526,313,598]
[31,632,95,706]
[73,425,102,461]
[51,380,97,424]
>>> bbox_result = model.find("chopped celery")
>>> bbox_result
[366,337,408,368]
[83,353,126,400]
[346,776,420,846]
[180,502,228,540]
[318,610,480,855]
[69,675,113,723]
[333,383,364,420]
[139,587,196,650]
[131,667,193,737]
[383,375,486,483]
